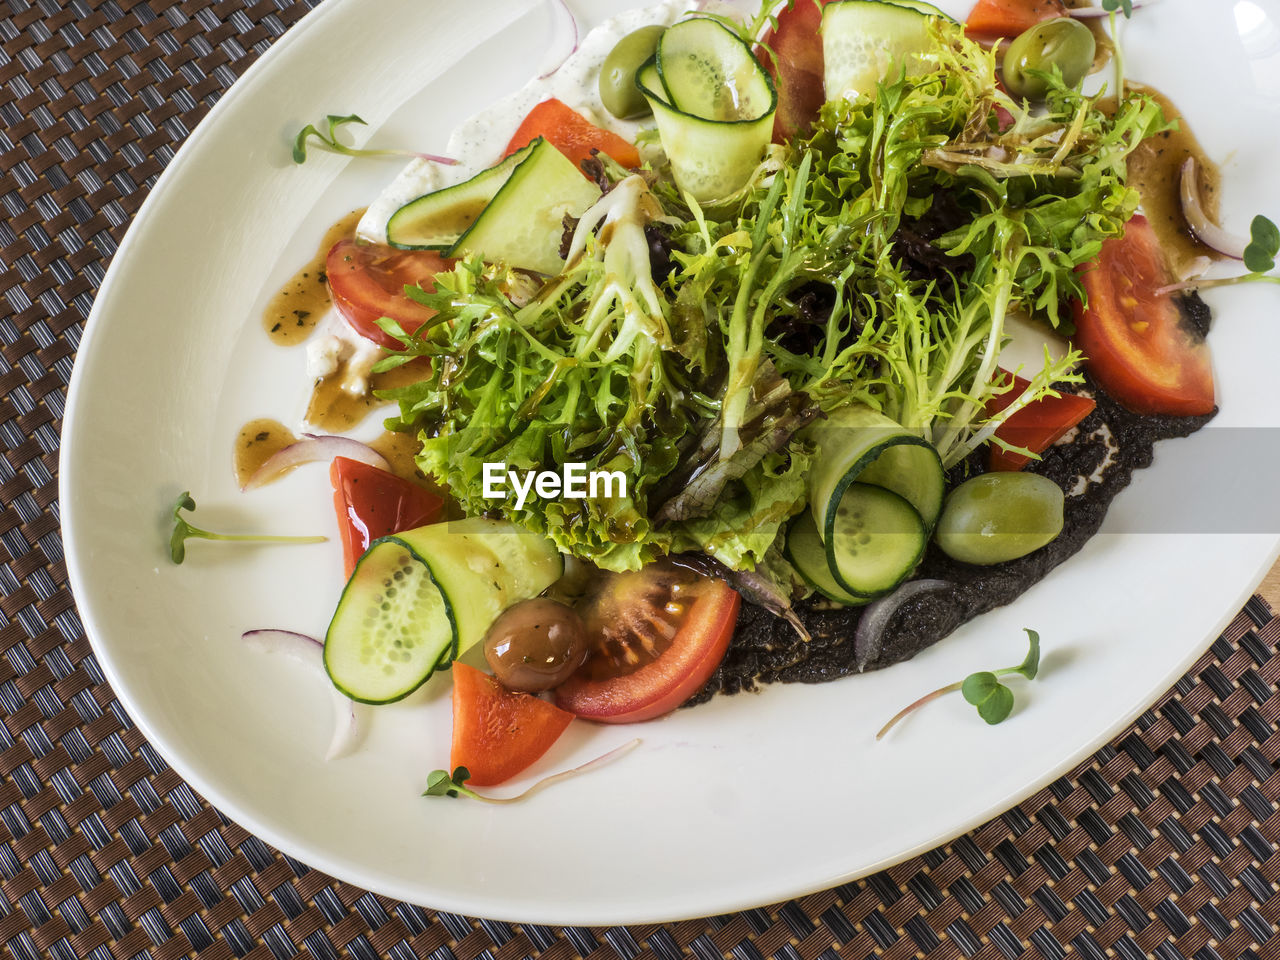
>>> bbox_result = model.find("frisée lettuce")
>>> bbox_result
[376,14,1169,573]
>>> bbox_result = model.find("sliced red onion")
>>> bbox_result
[326,688,368,761]
[1068,0,1159,17]
[242,628,321,659]
[242,434,389,491]
[854,580,951,671]
[537,0,580,80]
[241,630,367,761]
[1180,157,1247,260]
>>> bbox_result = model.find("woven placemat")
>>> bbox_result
[3,2,1280,958]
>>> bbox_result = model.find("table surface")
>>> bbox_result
[1256,563,1280,611]
[3,1,1280,959]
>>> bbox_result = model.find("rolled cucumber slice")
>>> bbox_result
[636,17,776,203]
[451,137,601,276]
[386,143,535,250]
[785,510,867,606]
[323,518,563,703]
[821,0,936,102]
[826,482,926,597]
[657,17,775,122]
[804,404,944,537]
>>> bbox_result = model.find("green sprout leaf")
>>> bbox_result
[422,766,475,799]
[293,113,367,164]
[169,491,326,564]
[1102,0,1134,16]
[961,672,1016,724]
[1244,215,1280,274]
[1014,628,1041,679]
[169,492,198,564]
[877,629,1043,739]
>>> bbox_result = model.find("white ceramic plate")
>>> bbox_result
[61,0,1280,925]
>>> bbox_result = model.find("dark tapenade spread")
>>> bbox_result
[692,294,1215,703]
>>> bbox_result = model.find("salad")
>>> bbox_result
[184,0,1279,792]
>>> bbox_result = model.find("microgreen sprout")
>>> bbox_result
[1157,215,1280,295]
[292,113,458,166]
[1102,0,1134,16]
[876,629,1041,739]
[424,767,478,799]
[423,739,641,803]
[168,492,326,564]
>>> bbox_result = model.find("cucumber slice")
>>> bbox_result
[386,143,534,250]
[393,517,563,656]
[826,482,926,597]
[450,137,601,276]
[821,0,935,102]
[324,537,455,704]
[636,19,776,203]
[804,404,944,537]
[323,518,563,702]
[785,511,867,606]
[658,17,775,122]
[886,0,955,21]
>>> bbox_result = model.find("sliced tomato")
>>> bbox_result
[965,0,1067,37]
[983,371,1097,471]
[503,98,641,173]
[450,662,574,786]
[758,0,827,143]
[326,240,451,349]
[330,456,444,577]
[1072,215,1215,417]
[555,560,740,723]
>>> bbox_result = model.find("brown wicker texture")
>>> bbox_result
[2,1,1280,958]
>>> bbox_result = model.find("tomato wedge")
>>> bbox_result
[555,561,740,723]
[503,98,641,173]
[1072,215,1215,417]
[758,0,827,142]
[326,240,451,349]
[330,456,444,577]
[984,371,1096,471]
[965,0,1067,38]
[450,662,574,786]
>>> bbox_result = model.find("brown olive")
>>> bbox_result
[483,598,588,692]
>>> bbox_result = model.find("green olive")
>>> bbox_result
[1002,18,1096,101]
[934,473,1065,566]
[599,25,666,120]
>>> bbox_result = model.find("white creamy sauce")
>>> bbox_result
[1066,421,1119,497]
[358,0,694,243]
[301,311,385,417]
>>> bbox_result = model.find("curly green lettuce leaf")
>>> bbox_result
[669,444,811,570]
